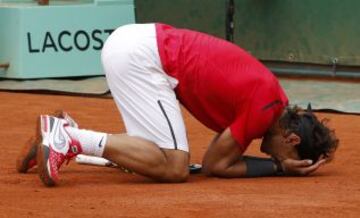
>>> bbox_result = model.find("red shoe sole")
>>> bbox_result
[36,116,56,187]
[37,143,56,187]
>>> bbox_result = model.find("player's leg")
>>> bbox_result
[36,115,188,186]
[103,134,189,182]
[100,23,190,182]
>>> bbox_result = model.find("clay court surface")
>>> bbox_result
[0,91,359,217]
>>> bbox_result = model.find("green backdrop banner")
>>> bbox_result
[234,0,360,66]
[135,0,360,68]
[135,0,226,39]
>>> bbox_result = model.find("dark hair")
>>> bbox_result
[278,105,339,163]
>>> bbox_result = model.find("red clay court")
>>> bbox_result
[0,91,359,217]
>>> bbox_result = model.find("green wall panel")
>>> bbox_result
[234,0,360,66]
[135,0,226,39]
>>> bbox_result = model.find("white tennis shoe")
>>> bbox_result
[37,115,82,187]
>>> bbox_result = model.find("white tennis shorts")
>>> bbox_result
[101,24,189,152]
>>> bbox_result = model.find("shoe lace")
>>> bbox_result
[65,140,83,165]
[62,123,83,165]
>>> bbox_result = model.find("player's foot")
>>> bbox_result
[37,115,82,187]
[16,111,78,173]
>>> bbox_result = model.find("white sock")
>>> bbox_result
[65,126,107,157]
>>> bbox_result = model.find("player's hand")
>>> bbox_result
[280,157,326,176]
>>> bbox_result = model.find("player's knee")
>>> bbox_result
[159,149,189,183]
[163,166,189,183]
[165,170,189,183]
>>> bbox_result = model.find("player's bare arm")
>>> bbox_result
[202,128,327,178]
[202,105,338,178]
[202,128,246,177]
